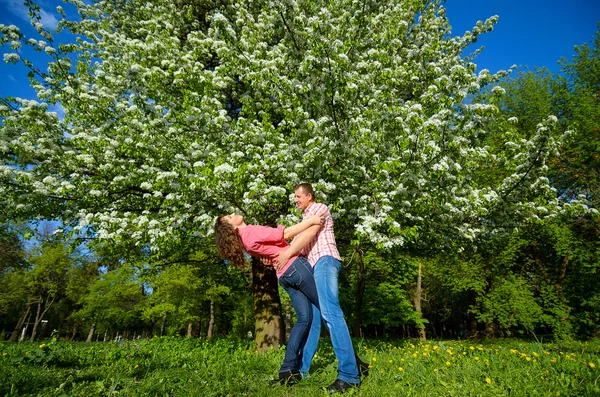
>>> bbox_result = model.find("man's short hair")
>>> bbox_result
[295,183,314,200]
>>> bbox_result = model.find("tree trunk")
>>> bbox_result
[284,298,292,339]
[207,301,215,340]
[29,300,42,342]
[160,315,166,336]
[86,323,96,343]
[10,303,31,342]
[353,248,365,337]
[251,257,284,352]
[413,262,426,341]
[186,322,193,338]
[30,295,55,342]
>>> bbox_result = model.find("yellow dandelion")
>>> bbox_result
[446,361,451,367]
[447,349,453,355]
[434,368,438,372]
[433,345,440,351]
[533,352,539,357]
[470,346,475,350]
[478,347,483,351]
[463,352,467,355]
[413,353,418,358]
[372,357,376,362]
[589,362,596,369]
[510,349,517,354]
[475,357,480,361]
[550,358,557,363]
[398,367,404,371]
[39,344,46,348]
[389,360,393,364]
[410,344,415,348]
[526,357,532,361]
[423,352,428,357]
[485,377,492,384]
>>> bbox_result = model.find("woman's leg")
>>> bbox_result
[278,259,315,373]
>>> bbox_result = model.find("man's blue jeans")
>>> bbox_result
[301,256,359,384]
[278,256,320,373]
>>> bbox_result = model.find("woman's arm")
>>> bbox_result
[282,214,323,240]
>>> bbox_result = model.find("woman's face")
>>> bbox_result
[224,213,244,228]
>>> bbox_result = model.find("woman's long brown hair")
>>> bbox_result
[214,215,246,267]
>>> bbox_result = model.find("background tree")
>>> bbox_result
[1,0,589,346]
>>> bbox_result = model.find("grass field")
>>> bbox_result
[1,336,599,396]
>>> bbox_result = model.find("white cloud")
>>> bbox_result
[8,75,17,83]
[5,0,58,29]
[49,102,65,120]
[39,9,58,29]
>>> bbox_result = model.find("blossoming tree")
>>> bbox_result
[1,0,576,347]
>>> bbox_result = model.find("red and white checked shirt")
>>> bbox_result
[297,202,341,266]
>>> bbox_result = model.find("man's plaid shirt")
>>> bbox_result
[298,202,342,266]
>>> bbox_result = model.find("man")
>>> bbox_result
[275,183,367,393]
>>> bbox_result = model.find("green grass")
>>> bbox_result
[1,337,599,396]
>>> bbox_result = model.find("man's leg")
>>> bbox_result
[314,256,359,385]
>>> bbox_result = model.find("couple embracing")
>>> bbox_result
[214,183,367,393]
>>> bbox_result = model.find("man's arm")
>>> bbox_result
[274,224,321,270]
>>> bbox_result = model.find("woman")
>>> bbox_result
[214,212,323,385]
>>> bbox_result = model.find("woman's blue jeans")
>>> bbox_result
[300,256,360,384]
[278,256,320,373]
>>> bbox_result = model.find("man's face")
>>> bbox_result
[294,188,313,211]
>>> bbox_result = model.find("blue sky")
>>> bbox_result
[0,0,599,101]
[445,0,599,73]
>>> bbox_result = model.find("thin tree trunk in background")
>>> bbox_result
[160,315,166,336]
[251,257,284,352]
[207,301,215,340]
[86,323,96,343]
[10,303,31,342]
[29,300,42,342]
[353,248,365,337]
[284,298,292,339]
[187,322,193,338]
[414,262,426,341]
[30,296,55,342]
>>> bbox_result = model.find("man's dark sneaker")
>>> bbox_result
[355,353,370,378]
[326,379,359,394]
[270,370,302,386]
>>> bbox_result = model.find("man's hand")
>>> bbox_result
[308,212,326,226]
[274,248,293,271]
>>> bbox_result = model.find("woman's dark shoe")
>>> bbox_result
[326,379,359,394]
[270,370,302,386]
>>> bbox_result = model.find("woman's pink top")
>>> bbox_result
[238,224,298,278]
